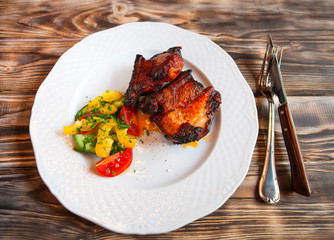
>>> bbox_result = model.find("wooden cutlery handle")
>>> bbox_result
[278,103,312,196]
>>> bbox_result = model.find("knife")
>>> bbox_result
[269,37,312,197]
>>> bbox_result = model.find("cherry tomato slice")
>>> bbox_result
[95,148,133,177]
[119,106,139,136]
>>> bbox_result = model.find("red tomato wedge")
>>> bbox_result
[119,106,140,136]
[95,148,133,177]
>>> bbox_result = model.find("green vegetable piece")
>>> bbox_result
[75,105,88,121]
[74,134,96,153]
[112,96,124,108]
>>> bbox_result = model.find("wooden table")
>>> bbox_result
[1,0,333,239]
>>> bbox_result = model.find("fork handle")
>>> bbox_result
[259,100,280,204]
[278,103,312,196]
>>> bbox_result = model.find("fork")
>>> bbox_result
[258,39,282,204]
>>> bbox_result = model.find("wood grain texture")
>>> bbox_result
[1,0,334,239]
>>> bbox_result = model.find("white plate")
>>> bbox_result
[30,22,258,234]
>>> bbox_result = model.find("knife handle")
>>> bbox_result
[278,103,312,196]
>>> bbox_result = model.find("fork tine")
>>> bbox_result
[259,35,274,88]
[264,39,275,87]
[268,34,274,49]
[276,47,283,66]
[259,39,270,86]
[259,34,283,93]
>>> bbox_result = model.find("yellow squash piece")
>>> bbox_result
[97,103,118,115]
[63,117,102,135]
[95,124,114,158]
[116,128,136,148]
[100,90,122,102]
[95,119,118,158]
[87,90,122,112]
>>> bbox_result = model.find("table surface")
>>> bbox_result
[1,0,333,239]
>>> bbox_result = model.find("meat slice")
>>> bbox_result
[137,70,204,115]
[124,47,183,108]
[150,87,221,144]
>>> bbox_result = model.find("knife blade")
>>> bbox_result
[269,45,312,197]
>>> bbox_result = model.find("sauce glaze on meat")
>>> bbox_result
[124,47,221,144]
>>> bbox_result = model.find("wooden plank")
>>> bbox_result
[0,41,77,95]
[1,1,334,96]
[1,0,334,238]
[1,39,334,97]
[0,171,333,239]
[1,0,334,40]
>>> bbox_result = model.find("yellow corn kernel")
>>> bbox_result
[95,123,114,158]
[116,128,136,148]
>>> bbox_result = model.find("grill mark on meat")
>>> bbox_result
[124,47,183,108]
[150,87,221,144]
[124,47,221,144]
[138,70,204,115]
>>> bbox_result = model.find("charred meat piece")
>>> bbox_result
[138,70,204,115]
[150,87,221,144]
[124,47,183,108]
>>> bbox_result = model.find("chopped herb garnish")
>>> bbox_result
[109,140,125,155]
[115,116,130,130]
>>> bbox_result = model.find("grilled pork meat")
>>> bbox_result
[150,86,221,144]
[124,47,221,144]
[137,70,204,115]
[124,47,183,108]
